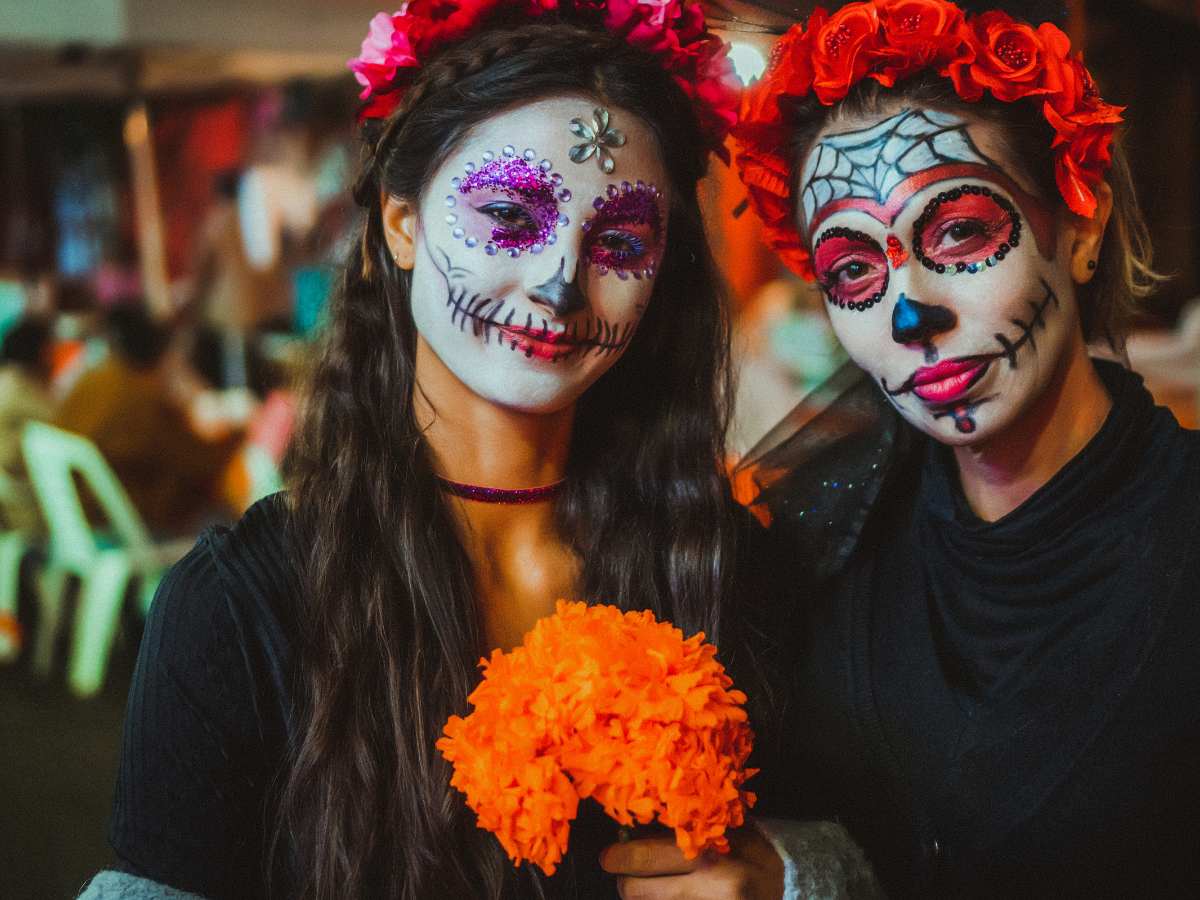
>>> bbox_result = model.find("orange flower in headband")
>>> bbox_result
[437,601,757,875]
[731,0,1124,279]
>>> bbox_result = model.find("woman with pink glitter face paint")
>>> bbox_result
[81,4,882,900]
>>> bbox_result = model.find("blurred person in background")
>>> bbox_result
[728,278,846,459]
[0,318,55,532]
[56,304,242,536]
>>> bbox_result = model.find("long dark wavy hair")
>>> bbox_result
[275,20,744,899]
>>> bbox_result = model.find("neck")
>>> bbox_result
[415,339,573,491]
[952,338,1111,523]
[414,336,578,649]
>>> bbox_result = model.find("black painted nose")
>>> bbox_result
[891,293,956,345]
[529,258,586,318]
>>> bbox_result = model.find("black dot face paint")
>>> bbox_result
[911,184,1022,276]
[448,147,570,258]
[813,226,889,311]
[583,180,663,279]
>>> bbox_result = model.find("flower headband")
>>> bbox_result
[349,0,741,161]
[731,0,1125,279]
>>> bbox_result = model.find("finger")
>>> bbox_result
[616,873,695,900]
[601,837,699,876]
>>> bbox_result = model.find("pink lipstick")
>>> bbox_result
[911,357,993,404]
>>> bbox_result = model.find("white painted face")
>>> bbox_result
[407,95,669,414]
[798,106,1079,444]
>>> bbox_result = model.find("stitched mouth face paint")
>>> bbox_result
[584,181,663,279]
[799,106,1082,446]
[404,95,669,416]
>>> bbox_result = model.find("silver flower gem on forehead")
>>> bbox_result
[569,107,626,174]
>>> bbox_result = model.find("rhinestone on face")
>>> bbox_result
[484,243,498,256]
[530,243,544,254]
[444,195,456,208]
[507,247,521,258]
[482,150,495,162]
[616,269,629,281]
[557,213,569,227]
[465,236,479,248]
[452,227,465,239]
[523,148,536,161]
[593,197,605,210]
[465,162,476,174]
[558,189,572,202]
[551,173,563,186]
[450,177,462,190]
[597,265,609,276]
[606,185,618,198]
[445,214,458,225]
[502,145,516,157]
[546,233,557,245]
[540,159,553,172]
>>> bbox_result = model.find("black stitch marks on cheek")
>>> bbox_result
[995,278,1059,369]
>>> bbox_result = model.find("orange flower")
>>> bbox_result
[437,601,757,875]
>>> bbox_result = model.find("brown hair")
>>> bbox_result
[786,72,1165,349]
[276,20,741,900]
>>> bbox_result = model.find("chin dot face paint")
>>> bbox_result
[454,154,564,256]
[584,180,662,278]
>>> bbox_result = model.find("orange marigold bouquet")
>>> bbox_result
[437,600,757,876]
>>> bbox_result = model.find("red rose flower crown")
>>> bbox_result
[731,0,1125,279]
[349,0,742,161]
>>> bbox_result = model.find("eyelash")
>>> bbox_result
[911,184,1023,275]
[813,226,888,311]
[477,201,539,233]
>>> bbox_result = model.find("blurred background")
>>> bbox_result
[0,1,1196,897]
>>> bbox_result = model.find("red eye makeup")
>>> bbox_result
[583,181,663,279]
[813,226,889,311]
[911,184,1022,275]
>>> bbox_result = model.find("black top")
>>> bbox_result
[751,360,1200,898]
[108,495,782,899]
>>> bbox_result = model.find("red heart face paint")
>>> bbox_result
[450,150,566,256]
[584,181,663,278]
[813,227,889,310]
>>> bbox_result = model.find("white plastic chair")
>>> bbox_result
[21,422,192,696]
[0,470,34,664]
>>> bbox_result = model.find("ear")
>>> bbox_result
[1068,181,1113,284]
[381,191,418,271]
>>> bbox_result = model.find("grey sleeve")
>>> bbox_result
[77,870,210,900]
[751,818,887,900]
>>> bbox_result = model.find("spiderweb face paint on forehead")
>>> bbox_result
[451,150,566,256]
[584,181,664,279]
[801,108,995,227]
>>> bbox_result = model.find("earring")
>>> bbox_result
[1087,259,1097,270]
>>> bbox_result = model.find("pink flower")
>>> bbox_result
[348,10,418,100]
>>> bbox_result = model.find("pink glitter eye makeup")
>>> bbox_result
[583,180,663,279]
[445,146,571,258]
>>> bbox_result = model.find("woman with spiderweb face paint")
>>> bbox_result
[730,3,1200,899]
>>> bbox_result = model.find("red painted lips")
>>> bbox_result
[911,357,992,404]
[497,324,578,361]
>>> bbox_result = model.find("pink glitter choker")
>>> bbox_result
[436,475,567,504]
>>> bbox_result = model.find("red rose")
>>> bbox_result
[740,25,813,126]
[950,12,1061,102]
[873,0,972,85]
[811,3,881,104]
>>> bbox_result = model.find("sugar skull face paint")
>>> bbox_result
[404,96,670,415]
[798,106,1081,446]
[584,180,664,279]
[447,149,568,256]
